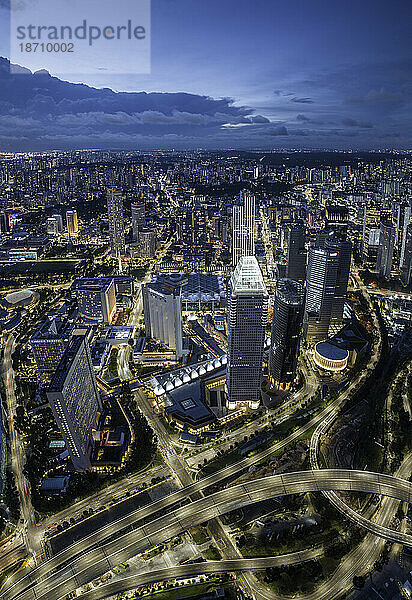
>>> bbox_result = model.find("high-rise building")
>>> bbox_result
[131,201,145,241]
[401,223,412,286]
[66,209,78,236]
[400,203,412,268]
[72,278,116,324]
[285,222,306,282]
[30,317,73,378]
[52,214,63,232]
[47,331,102,471]
[324,234,352,330]
[304,246,340,343]
[362,205,381,263]
[143,278,184,359]
[232,191,255,265]
[46,217,59,236]
[324,203,349,240]
[376,221,396,279]
[268,279,304,391]
[107,188,125,257]
[137,228,156,258]
[226,256,268,410]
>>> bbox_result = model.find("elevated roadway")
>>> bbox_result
[3,468,412,600]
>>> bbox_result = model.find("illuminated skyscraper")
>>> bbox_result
[268,279,304,391]
[107,188,125,257]
[30,317,73,379]
[376,221,396,279]
[226,256,268,410]
[304,247,339,343]
[232,191,255,265]
[324,234,352,330]
[66,209,78,236]
[285,222,306,282]
[72,278,116,324]
[131,201,145,241]
[401,223,412,286]
[47,331,102,471]
[143,278,184,359]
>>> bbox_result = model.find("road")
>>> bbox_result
[72,549,325,600]
[3,468,412,600]
[2,335,39,558]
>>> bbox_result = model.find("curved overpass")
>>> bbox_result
[4,469,412,600]
[75,550,323,600]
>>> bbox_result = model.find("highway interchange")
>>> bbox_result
[2,246,411,600]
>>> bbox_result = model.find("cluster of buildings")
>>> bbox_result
[28,276,136,474]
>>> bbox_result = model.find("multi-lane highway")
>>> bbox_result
[3,468,412,600]
[71,550,325,600]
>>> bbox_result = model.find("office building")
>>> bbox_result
[324,203,349,240]
[401,223,412,286]
[376,221,396,279]
[324,234,352,330]
[131,201,145,241]
[107,188,125,256]
[362,205,381,263]
[46,217,59,236]
[268,279,304,391]
[285,222,306,282]
[72,278,116,324]
[66,209,78,236]
[143,278,184,359]
[226,256,268,410]
[232,191,255,265]
[47,331,102,471]
[304,246,340,343]
[30,317,74,378]
[52,214,63,232]
[137,228,156,258]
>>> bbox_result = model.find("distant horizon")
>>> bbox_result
[0,0,411,151]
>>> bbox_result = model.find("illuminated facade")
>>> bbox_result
[47,331,102,471]
[232,191,255,266]
[268,278,304,391]
[73,278,116,324]
[107,187,125,257]
[30,317,73,378]
[66,209,78,236]
[226,256,268,410]
[143,279,184,359]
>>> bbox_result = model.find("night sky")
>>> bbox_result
[0,0,411,150]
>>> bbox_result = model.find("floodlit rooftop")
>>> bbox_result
[231,256,267,295]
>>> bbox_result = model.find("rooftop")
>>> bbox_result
[231,256,267,295]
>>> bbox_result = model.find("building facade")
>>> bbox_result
[73,278,116,324]
[131,201,145,241]
[232,191,255,266]
[47,331,102,471]
[376,221,396,279]
[226,256,268,410]
[107,188,125,256]
[268,278,304,391]
[66,209,78,236]
[143,279,184,359]
[285,222,306,282]
[30,317,73,378]
[304,246,340,343]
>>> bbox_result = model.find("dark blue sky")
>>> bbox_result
[0,0,411,150]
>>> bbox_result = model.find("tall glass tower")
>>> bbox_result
[231,191,255,266]
[226,256,268,410]
[107,187,125,257]
[285,222,306,282]
[268,278,304,391]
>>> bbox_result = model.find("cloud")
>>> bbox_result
[296,113,310,122]
[344,88,401,105]
[342,117,373,128]
[290,97,314,104]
